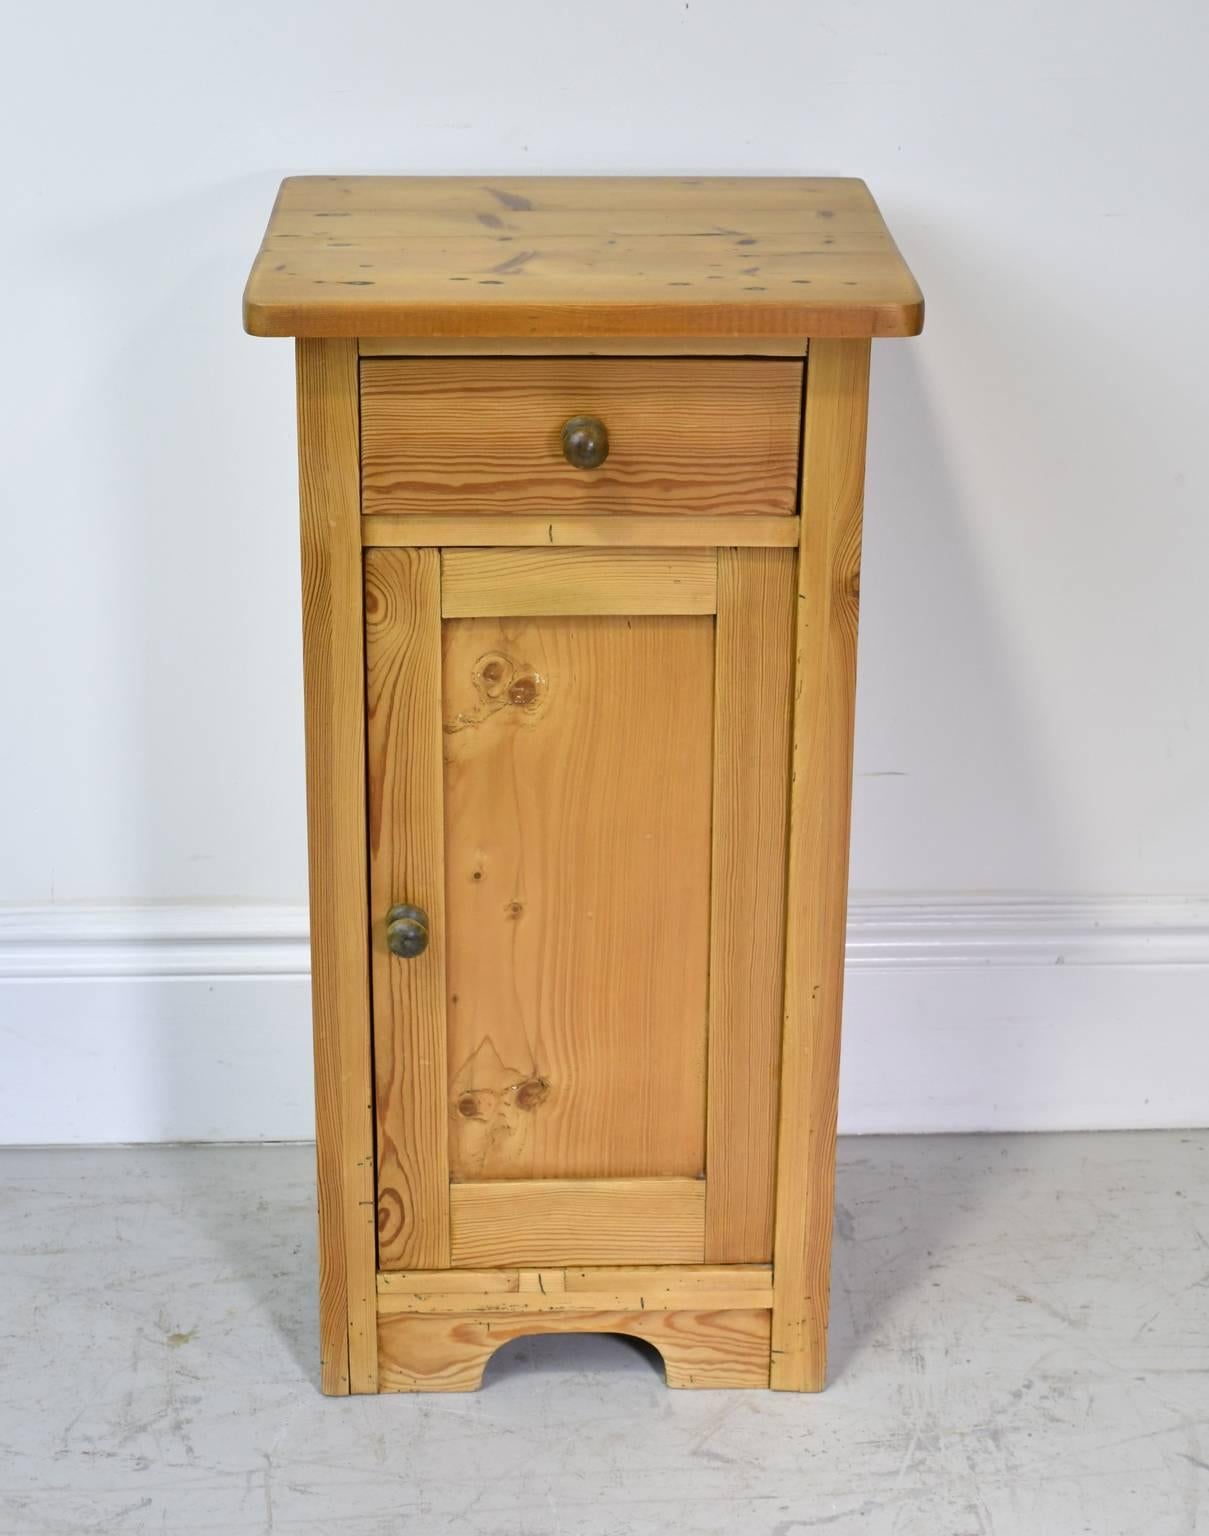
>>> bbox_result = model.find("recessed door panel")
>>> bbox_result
[442,613,714,1182]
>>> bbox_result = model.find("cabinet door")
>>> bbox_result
[368,546,794,1271]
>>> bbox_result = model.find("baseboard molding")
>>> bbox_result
[1,896,1207,1143]
[845,894,1209,968]
[0,904,311,979]
[4,893,1208,980]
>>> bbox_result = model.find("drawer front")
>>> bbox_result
[360,358,802,517]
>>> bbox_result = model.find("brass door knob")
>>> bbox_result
[561,415,610,469]
[386,903,430,959]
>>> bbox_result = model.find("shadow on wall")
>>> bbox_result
[85,177,310,1145]
[841,210,1179,1129]
[854,210,1182,896]
[854,335,1076,893]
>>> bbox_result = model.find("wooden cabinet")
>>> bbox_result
[244,176,923,1394]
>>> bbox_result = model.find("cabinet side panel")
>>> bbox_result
[366,549,452,1270]
[443,614,713,1182]
[295,338,377,1393]
[771,338,870,1391]
[705,548,796,1262]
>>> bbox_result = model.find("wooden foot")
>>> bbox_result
[377,1307,772,1392]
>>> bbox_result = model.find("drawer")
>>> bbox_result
[360,358,802,517]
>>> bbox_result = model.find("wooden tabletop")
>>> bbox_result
[243,177,923,341]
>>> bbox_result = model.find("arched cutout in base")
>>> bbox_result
[481,1329,664,1387]
[377,1307,771,1393]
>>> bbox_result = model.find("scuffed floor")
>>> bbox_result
[1,1133,1206,1534]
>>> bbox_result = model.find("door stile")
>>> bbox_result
[366,548,452,1271]
[704,547,796,1262]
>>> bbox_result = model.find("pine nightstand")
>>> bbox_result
[243,176,923,1394]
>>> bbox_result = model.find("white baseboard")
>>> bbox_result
[0,904,311,979]
[1,896,1207,1144]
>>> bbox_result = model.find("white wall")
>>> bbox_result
[2,0,1207,1141]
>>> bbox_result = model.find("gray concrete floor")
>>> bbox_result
[1,1133,1206,1535]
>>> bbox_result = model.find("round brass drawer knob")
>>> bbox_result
[386,903,430,959]
[561,415,610,470]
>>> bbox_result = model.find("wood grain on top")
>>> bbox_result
[243,177,923,340]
